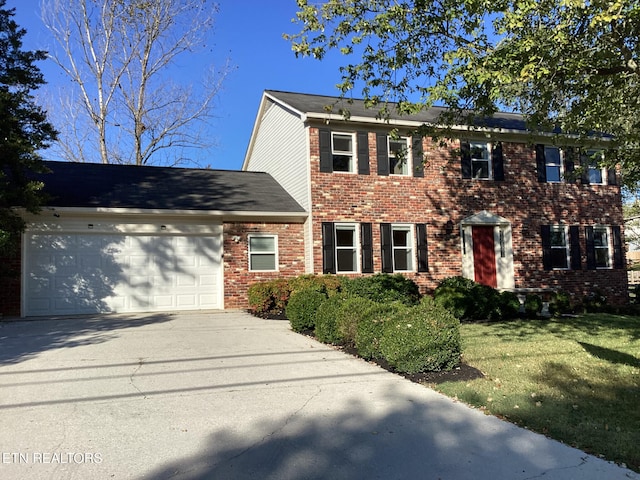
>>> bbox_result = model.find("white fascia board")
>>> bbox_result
[303,112,613,144]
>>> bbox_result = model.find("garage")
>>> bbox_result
[23,222,223,317]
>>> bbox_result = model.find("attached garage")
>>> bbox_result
[23,220,222,316]
[9,161,307,317]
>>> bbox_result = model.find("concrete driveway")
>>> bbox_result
[0,311,637,480]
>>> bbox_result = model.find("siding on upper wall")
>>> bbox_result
[245,100,310,211]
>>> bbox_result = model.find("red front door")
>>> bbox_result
[472,226,497,288]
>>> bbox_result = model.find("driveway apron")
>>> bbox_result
[0,311,637,480]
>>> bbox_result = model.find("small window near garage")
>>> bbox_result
[248,235,278,271]
[388,136,410,175]
[332,132,355,172]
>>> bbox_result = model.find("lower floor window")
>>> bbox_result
[335,224,358,273]
[549,226,569,269]
[592,227,611,268]
[392,225,414,271]
[248,235,277,271]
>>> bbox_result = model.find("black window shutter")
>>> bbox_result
[357,131,370,175]
[416,223,429,272]
[380,223,393,273]
[569,225,581,270]
[607,167,618,186]
[321,222,336,274]
[361,223,374,273]
[612,225,623,269]
[564,147,576,183]
[579,149,590,184]
[319,129,332,173]
[412,137,424,177]
[585,226,596,270]
[541,225,552,271]
[492,142,504,181]
[461,141,472,179]
[376,133,389,176]
[536,144,547,182]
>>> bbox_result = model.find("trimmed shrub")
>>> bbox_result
[286,288,327,333]
[380,297,461,374]
[355,302,408,360]
[434,276,504,321]
[432,285,471,319]
[247,278,290,315]
[524,294,543,318]
[336,296,378,346]
[314,293,349,344]
[497,291,521,319]
[582,289,607,313]
[549,290,573,316]
[342,273,420,305]
[468,283,501,320]
[289,274,343,296]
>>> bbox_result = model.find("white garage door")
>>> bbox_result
[23,231,222,316]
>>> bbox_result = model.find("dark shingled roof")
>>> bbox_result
[37,161,306,213]
[265,90,529,132]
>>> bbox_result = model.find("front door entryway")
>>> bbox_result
[472,226,497,288]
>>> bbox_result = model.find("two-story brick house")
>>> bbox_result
[243,90,628,305]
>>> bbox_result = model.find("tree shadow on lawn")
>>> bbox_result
[482,314,640,342]
[579,342,640,369]
[0,313,173,365]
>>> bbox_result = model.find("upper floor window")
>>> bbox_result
[248,235,278,271]
[331,132,354,172]
[388,136,410,175]
[544,146,563,182]
[461,141,504,181]
[583,150,605,185]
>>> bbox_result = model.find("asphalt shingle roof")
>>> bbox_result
[265,90,529,132]
[37,161,306,213]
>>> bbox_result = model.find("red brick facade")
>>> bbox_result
[223,222,306,309]
[308,128,628,305]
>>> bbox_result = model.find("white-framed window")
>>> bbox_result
[544,146,564,182]
[335,223,359,273]
[470,141,491,179]
[549,226,570,269]
[248,234,278,271]
[593,226,611,268]
[388,136,410,175]
[585,149,605,184]
[392,224,414,271]
[331,132,355,173]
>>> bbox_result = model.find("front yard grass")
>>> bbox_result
[426,314,640,472]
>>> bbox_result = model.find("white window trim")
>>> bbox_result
[335,223,360,273]
[593,226,613,269]
[470,141,493,180]
[585,150,606,185]
[391,223,415,272]
[544,146,564,183]
[388,136,411,176]
[550,225,570,270]
[248,234,278,272]
[331,132,355,174]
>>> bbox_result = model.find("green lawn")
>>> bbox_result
[426,314,640,472]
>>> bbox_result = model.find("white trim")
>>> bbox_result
[549,225,571,270]
[388,136,412,176]
[334,223,360,274]
[390,223,415,272]
[248,234,279,272]
[331,131,356,173]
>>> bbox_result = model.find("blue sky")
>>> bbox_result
[7,0,348,170]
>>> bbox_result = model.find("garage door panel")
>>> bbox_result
[24,230,222,316]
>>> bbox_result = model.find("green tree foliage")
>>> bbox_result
[287,0,640,187]
[0,1,56,260]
